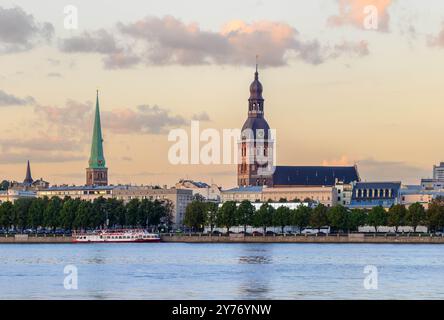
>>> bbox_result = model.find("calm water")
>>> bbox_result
[0,243,443,300]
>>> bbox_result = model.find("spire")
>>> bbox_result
[23,160,33,186]
[248,57,264,117]
[88,90,106,169]
[255,54,259,79]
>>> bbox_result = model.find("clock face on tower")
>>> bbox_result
[257,129,265,139]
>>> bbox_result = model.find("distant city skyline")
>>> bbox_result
[1,0,444,187]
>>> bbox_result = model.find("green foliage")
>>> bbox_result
[309,204,328,231]
[405,202,425,232]
[347,209,367,232]
[0,201,14,229]
[217,201,237,233]
[273,206,291,233]
[292,206,311,233]
[184,200,207,231]
[367,206,387,232]
[0,196,171,231]
[425,199,444,233]
[387,204,407,232]
[252,202,274,233]
[205,202,218,232]
[236,200,255,232]
[327,205,348,232]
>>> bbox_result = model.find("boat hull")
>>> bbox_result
[72,238,161,243]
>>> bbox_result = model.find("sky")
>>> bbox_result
[1,0,444,188]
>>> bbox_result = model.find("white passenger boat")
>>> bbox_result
[73,229,161,243]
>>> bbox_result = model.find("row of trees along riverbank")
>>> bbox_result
[0,196,173,231]
[184,199,444,233]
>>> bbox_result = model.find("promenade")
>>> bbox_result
[2,233,444,244]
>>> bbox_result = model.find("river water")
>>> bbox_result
[0,243,443,299]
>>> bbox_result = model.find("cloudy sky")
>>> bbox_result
[1,0,444,188]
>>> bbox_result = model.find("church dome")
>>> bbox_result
[249,71,263,100]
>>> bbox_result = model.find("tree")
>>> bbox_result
[405,202,425,233]
[347,209,367,232]
[161,200,174,230]
[0,201,14,229]
[387,204,407,233]
[217,201,237,233]
[43,197,63,230]
[205,202,218,233]
[138,199,153,228]
[236,200,255,233]
[60,198,80,230]
[252,202,274,233]
[125,199,140,227]
[367,206,387,233]
[105,198,126,228]
[425,200,444,233]
[273,206,291,233]
[184,200,206,232]
[309,204,328,232]
[14,198,33,230]
[91,197,108,229]
[73,201,92,230]
[292,205,311,234]
[27,198,47,229]
[327,205,348,233]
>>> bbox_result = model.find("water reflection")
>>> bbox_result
[238,256,272,264]
[236,245,272,299]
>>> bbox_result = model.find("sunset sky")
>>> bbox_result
[1,0,444,188]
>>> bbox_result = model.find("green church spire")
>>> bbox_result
[88,90,106,169]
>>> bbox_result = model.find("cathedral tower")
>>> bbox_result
[86,91,108,186]
[238,64,274,187]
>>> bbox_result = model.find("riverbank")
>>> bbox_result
[2,233,444,244]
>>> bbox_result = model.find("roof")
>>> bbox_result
[42,185,114,191]
[353,181,401,189]
[224,186,263,193]
[273,166,360,186]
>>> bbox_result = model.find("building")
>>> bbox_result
[221,185,337,207]
[0,189,36,203]
[262,186,337,207]
[349,182,401,209]
[222,186,263,203]
[433,162,444,181]
[237,63,275,187]
[399,185,444,209]
[112,186,193,227]
[335,181,353,206]
[37,185,193,227]
[86,91,108,186]
[237,65,360,188]
[175,179,221,202]
[420,178,444,191]
[9,161,49,191]
[37,185,114,201]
